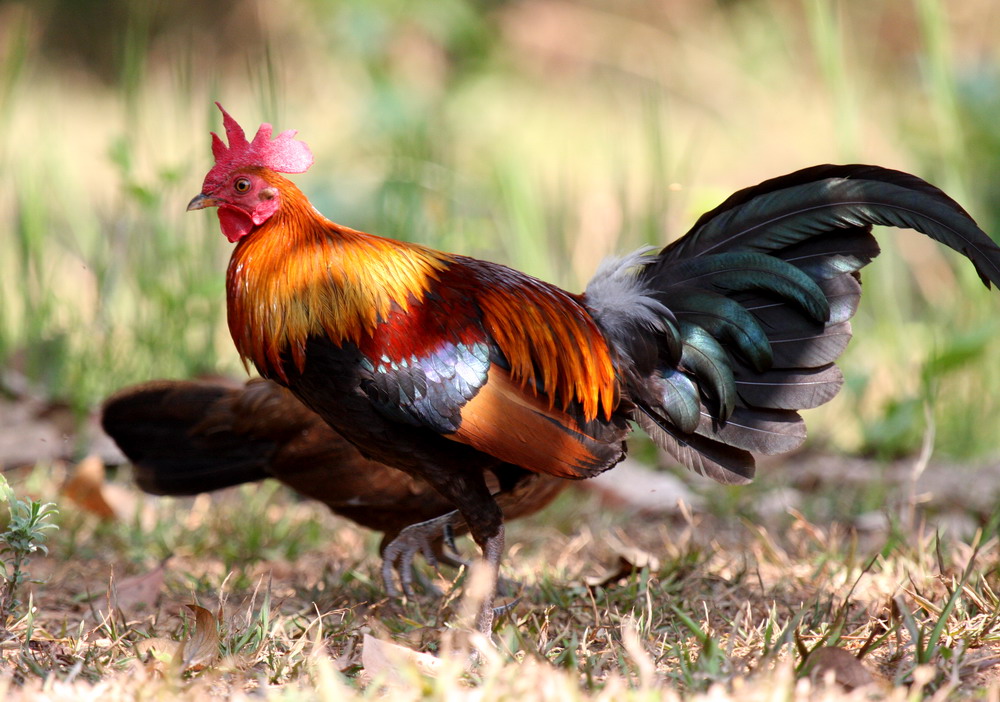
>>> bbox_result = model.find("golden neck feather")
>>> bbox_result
[225,175,452,378]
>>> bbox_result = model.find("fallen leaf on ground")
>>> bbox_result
[133,605,221,674]
[584,556,644,589]
[362,634,442,684]
[180,604,220,671]
[583,540,661,589]
[62,454,141,521]
[805,646,875,690]
[136,636,183,671]
[61,456,116,520]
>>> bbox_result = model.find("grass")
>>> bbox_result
[2,458,1000,699]
[2,0,1000,698]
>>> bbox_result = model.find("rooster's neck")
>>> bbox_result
[225,183,452,379]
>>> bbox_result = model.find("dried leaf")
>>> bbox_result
[132,606,219,675]
[612,543,660,572]
[135,636,183,677]
[61,455,116,520]
[109,561,167,613]
[805,646,874,690]
[361,634,442,684]
[584,556,641,589]
[179,604,220,671]
[584,537,661,589]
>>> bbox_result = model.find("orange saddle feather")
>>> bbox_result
[446,364,627,479]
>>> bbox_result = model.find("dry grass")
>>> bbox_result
[0,451,998,700]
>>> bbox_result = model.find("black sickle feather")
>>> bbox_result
[597,164,1000,483]
[656,171,1000,288]
[733,363,844,411]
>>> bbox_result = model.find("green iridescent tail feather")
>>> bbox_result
[615,164,1000,484]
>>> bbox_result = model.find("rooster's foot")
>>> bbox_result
[381,511,459,598]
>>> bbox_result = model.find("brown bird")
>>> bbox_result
[101,377,566,591]
[187,104,1000,632]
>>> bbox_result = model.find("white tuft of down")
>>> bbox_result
[583,247,673,363]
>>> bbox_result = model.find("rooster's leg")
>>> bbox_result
[413,468,508,636]
[472,523,505,634]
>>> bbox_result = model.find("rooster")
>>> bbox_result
[101,377,565,591]
[187,104,1000,633]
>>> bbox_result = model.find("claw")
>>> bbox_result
[380,512,520,634]
[492,596,521,619]
[380,510,459,598]
[443,523,458,555]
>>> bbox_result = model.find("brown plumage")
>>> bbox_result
[187,106,1000,634]
[101,378,566,567]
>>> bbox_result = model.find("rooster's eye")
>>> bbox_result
[234,177,252,193]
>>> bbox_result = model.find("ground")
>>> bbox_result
[0,393,998,699]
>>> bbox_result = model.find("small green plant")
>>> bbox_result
[0,474,59,620]
[667,604,733,689]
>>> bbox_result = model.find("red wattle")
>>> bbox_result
[218,206,254,242]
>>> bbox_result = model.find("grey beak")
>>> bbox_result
[186,193,219,211]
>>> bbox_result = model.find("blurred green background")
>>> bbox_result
[1,0,999,460]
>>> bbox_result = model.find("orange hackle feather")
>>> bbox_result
[226,168,618,423]
[475,280,617,421]
[226,169,452,379]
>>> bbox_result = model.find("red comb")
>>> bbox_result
[202,103,314,190]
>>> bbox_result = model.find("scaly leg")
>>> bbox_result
[472,523,505,634]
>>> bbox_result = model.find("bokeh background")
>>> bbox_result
[2,0,1000,461]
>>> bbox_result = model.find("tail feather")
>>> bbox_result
[773,229,880,280]
[651,369,700,433]
[682,165,975,238]
[652,252,831,321]
[736,277,861,369]
[733,363,844,411]
[635,403,755,485]
[659,166,999,286]
[677,322,737,418]
[738,274,863,329]
[101,380,275,495]
[766,321,854,368]
[695,406,806,456]
[585,164,1000,481]
[669,288,774,372]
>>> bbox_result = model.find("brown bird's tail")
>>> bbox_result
[101,379,295,495]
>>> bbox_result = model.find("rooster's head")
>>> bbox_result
[188,103,313,243]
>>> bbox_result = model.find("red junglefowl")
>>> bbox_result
[101,377,565,590]
[186,103,1000,633]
